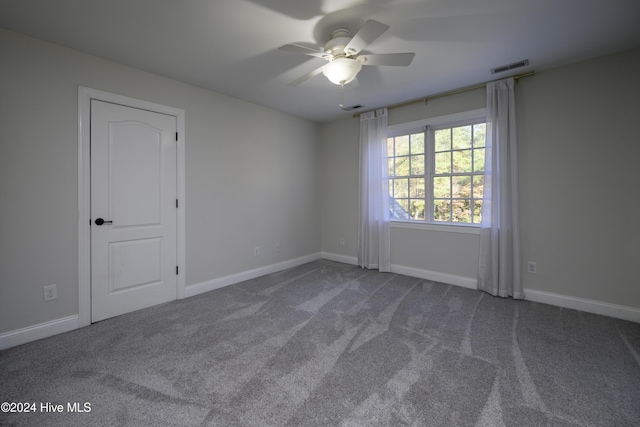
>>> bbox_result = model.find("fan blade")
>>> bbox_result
[279,43,326,58]
[287,66,325,86]
[344,19,390,55]
[359,53,415,67]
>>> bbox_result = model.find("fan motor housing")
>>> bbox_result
[324,28,352,57]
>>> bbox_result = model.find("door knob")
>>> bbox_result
[95,218,113,225]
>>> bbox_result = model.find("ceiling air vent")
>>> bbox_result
[340,104,363,111]
[491,59,529,74]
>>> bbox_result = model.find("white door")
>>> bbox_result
[91,100,177,322]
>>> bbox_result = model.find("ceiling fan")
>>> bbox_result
[279,19,415,87]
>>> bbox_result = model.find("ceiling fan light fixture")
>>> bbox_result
[322,57,362,85]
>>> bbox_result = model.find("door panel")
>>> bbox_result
[109,238,162,293]
[111,122,163,227]
[91,100,177,322]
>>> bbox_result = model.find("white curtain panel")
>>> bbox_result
[478,78,523,298]
[358,108,391,272]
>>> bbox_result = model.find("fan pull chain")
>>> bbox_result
[338,82,345,109]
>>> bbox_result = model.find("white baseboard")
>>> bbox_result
[320,252,477,289]
[524,289,640,323]
[385,263,639,323]
[320,253,478,290]
[390,264,478,289]
[0,315,79,351]
[321,252,358,266]
[185,252,323,298]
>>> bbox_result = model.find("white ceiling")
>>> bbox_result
[1,0,639,123]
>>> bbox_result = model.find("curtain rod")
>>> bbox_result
[353,71,535,117]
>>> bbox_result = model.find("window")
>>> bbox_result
[387,117,486,224]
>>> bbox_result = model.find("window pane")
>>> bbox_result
[452,175,471,198]
[433,176,451,198]
[390,205,404,220]
[410,154,424,175]
[435,129,450,152]
[473,148,485,172]
[395,135,409,156]
[473,123,486,148]
[410,133,425,154]
[474,200,483,224]
[388,158,394,176]
[388,179,394,197]
[410,178,425,198]
[452,199,472,223]
[397,198,409,216]
[410,199,425,220]
[435,152,451,174]
[387,138,394,157]
[394,179,409,198]
[434,199,451,222]
[452,149,472,173]
[473,175,484,199]
[452,126,472,149]
[395,156,410,176]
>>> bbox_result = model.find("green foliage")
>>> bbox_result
[473,123,486,147]
[395,135,410,156]
[473,148,485,172]
[394,178,409,198]
[452,126,472,149]
[411,199,425,219]
[452,150,472,173]
[433,199,450,221]
[410,133,425,154]
[410,155,424,175]
[435,129,450,151]
[452,176,471,198]
[473,175,484,198]
[394,156,410,176]
[435,152,451,174]
[410,178,425,198]
[433,177,450,198]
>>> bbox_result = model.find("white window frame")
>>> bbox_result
[387,108,486,233]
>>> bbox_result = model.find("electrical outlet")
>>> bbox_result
[44,284,57,301]
[340,237,345,246]
[527,261,537,274]
[254,246,260,257]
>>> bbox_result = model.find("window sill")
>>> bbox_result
[390,220,480,235]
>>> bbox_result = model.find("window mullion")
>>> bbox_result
[448,128,453,222]
[470,125,475,223]
[426,127,434,222]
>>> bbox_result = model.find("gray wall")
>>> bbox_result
[319,48,640,309]
[0,28,320,333]
[517,48,640,307]
[319,117,360,258]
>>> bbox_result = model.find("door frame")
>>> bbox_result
[77,86,186,328]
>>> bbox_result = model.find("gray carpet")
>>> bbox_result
[1,260,639,426]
